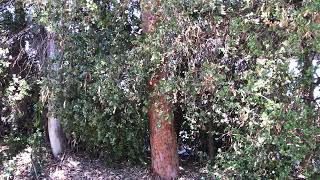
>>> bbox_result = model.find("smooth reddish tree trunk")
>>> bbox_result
[142,1,179,179]
[148,93,179,179]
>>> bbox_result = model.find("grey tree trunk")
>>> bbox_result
[46,30,65,158]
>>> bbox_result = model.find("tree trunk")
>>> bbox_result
[46,31,65,158]
[148,94,179,179]
[207,121,216,163]
[48,104,65,158]
[141,1,179,179]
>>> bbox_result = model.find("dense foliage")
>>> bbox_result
[1,0,319,179]
[134,1,320,178]
[42,0,149,161]
[0,0,46,158]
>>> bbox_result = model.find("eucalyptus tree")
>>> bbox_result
[46,29,66,158]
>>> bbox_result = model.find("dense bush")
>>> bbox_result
[130,0,320,178]
[1,0,319,178]
[43,0,150,162]
[0,1,48,173]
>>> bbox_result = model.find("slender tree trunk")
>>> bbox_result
[48,103,65,158]
[207,121,216,162]
[46,31,65,158]
[141,1,179,179]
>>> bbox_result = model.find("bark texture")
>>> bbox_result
[148,94,179,179]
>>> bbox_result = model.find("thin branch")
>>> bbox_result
[1,27,32,45]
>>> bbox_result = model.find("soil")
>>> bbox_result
[0,147,210,180]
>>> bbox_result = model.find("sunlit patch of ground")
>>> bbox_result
[1,147,209,179]
[0,147,34,179]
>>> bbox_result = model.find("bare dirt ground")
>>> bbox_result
[0,147,210,179]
